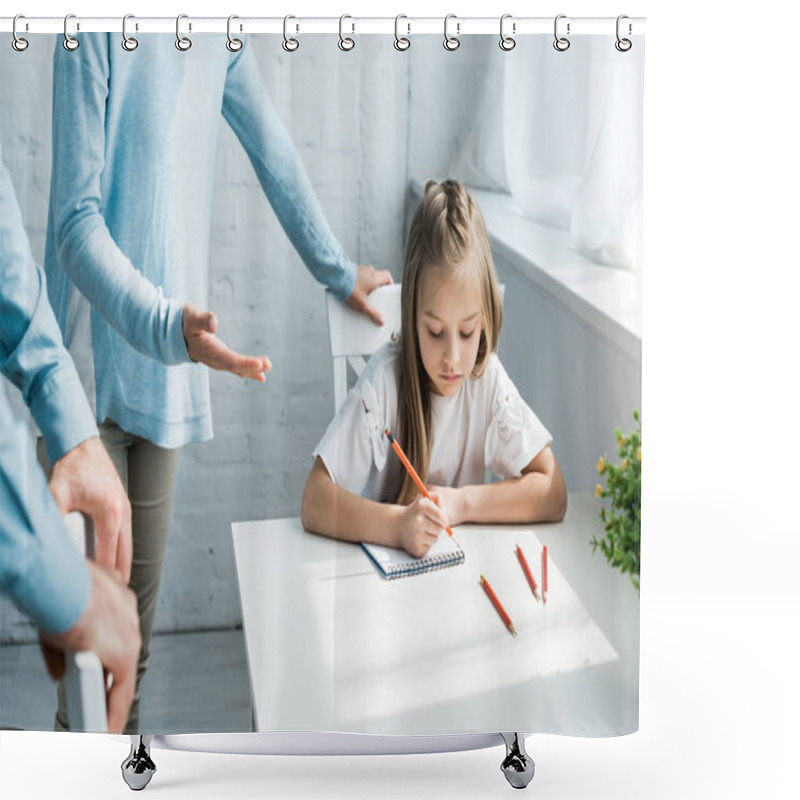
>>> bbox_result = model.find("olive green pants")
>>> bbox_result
[39,421,178,734]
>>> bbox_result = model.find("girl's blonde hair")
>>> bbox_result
[396,179,503,505]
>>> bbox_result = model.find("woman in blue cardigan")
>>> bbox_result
[43,33,391,733]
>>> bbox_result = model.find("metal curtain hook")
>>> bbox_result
[227,15,243,52]
[176,14,192,51]
[394,14,410,51]
[615,14,632,51]
[499,14,516,51]
[553,14,570,52]
[339,14,355,51]
[122,14,138,51]
[282,15,299,52]
[12,14,29,52]
[443,14,460,51]
[63,13,79,51]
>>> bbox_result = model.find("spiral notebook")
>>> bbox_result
[360,535,465,579]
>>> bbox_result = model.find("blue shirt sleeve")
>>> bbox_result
[0,383,91,635]
[0,153,98,464]
[48,34,188,366]
[221,42,357,302]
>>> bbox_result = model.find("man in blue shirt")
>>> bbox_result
[0,387,141,734]
[1,152,140,732]
[1,148,134,583]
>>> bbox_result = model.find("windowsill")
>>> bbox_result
[409,179,642,365]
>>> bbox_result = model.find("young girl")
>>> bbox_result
[302,180,566,558]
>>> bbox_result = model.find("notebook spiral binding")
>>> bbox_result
[388,548,466,579]
[362,544,466,580]
[5,14,637,55]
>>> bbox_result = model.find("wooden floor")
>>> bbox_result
[0,628,252,733]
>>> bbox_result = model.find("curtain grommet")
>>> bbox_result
[394,15,410,51]
[12,15,29,52]
[175,14,192,51]
[63,13,79,51]
[499,14,516,51]
[121,14,138,51]
[444,14,460,51]
[338,14,355,51]
[615,15,632,52]
[553,14,570,52]
[227,15,243,52]
[282,15,299,52]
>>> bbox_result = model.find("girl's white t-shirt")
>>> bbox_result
[313,342,552,502]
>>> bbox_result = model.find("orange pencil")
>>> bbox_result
[480,575,517,637]
[516,545,540,602]
[384,428,455,539]
[542,545,548,605]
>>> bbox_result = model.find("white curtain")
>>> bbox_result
[438,36,644,272]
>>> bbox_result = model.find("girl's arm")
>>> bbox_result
[301,457,449,558]
[431,445,567,526]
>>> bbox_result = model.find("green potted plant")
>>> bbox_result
[592,410,641,591]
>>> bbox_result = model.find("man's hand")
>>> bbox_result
[345,265,394,326]
[39,560,141,734]
[49,437,132,584]
[183,303,271,382]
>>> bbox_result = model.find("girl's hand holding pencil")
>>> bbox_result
[426,485,463,529]
[396,496,450,558]
[385,428,457,557]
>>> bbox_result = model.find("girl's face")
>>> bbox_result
[416,267,483,397]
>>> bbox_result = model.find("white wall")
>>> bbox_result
[494,260,641,492]
[406,36,508,192]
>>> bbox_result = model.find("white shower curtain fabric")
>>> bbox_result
[0,31,641,739]
[447,36,644,271]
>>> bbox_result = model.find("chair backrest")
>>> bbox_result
[63,512,108,732]
[325,284,402,411]
[325,283,504,412]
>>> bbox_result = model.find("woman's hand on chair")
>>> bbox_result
[345,264,393,326]
[183,303,271,382]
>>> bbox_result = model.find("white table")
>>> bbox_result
[232,492,639,736]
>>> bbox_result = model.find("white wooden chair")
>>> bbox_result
[63,512,108,732]
[325,283,504,412]
[325,284,403,411]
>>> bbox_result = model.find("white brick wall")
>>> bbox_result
[0,35,410,641]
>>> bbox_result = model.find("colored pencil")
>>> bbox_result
[480,574,517,637]
[384,428,454,538]
[516,544,540,602]
[542,545,548,605]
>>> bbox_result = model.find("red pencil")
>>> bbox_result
[480,574,517,637]
[542,545,548,605]
[384,428,454,538]
[516,545,540,602]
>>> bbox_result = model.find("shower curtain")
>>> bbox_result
[0,21,643,748]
